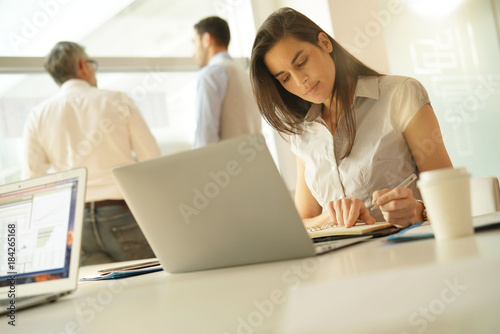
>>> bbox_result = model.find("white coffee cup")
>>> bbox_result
[417,167,474,240]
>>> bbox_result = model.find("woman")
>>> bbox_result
[250,7,453,229]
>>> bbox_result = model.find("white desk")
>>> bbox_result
[3,228,500,334]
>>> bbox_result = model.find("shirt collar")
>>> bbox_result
[208,51,231,65]
[304,104,323,122]
[303,76,380,122]
[354,76,379,100]
[61,78,91,92]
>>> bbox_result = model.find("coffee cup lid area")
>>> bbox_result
[417,167,470,186]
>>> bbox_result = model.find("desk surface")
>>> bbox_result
[3,228,500,334]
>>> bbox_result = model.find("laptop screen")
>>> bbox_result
[0,176,79,287]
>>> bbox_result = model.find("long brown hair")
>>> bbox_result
[250,7,382,159]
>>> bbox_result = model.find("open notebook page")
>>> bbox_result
[307,221,393,238]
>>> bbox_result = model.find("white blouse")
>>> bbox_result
[291,75,429,221]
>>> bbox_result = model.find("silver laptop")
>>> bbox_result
[112,134,369,274]
[0,168,86,315]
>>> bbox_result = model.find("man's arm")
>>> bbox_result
[22,113,51,179]
[124,97,161,161]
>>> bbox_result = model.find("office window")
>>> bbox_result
[97,71,198,155]
[0,73,54,183]
[0,71,197,183]
[0,0,257,184]
[382,0,500,180]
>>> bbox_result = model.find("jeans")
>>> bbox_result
[80,202,155,266]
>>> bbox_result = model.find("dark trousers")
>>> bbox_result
[80,201,155,266]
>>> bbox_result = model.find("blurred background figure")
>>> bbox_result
[192,16,262,149]
[22,41,161,266]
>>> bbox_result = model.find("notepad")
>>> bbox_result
[79,266,163,281]
[307,221,393,238]
[79,260,162,281]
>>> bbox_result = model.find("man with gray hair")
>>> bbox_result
[22,41,161,265]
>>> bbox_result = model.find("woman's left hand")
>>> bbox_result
[372,187,417,228]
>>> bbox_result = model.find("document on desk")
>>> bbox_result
[386,211,500,242]
[79,261,163,281]
[307,221,392,238]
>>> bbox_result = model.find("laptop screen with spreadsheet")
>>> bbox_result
[0,168,86,299]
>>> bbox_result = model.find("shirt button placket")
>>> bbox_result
[329,141,346,199]
[331,164,345,198]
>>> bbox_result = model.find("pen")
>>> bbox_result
[98,260,160,275]
[371,173,418,211]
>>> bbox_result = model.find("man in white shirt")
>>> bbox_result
[192,16,262,148]
[22,41,161,265]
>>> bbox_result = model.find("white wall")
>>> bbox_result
[381,0,500,181]
[328,0,391,74]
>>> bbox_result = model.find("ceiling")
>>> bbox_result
[0,0,251,57]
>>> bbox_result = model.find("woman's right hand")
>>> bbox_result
[325,197,376,228]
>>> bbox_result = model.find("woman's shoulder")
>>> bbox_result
[377,75,426,91]
[377,74,422,86]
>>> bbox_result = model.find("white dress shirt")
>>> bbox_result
[194,52,229,148]
[193,51,262,148]
[23,79,161,202]
[291,75,429,221]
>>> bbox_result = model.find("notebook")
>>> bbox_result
[112,134,370,274]
[307,221,393,238]
[0,168,86,315]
